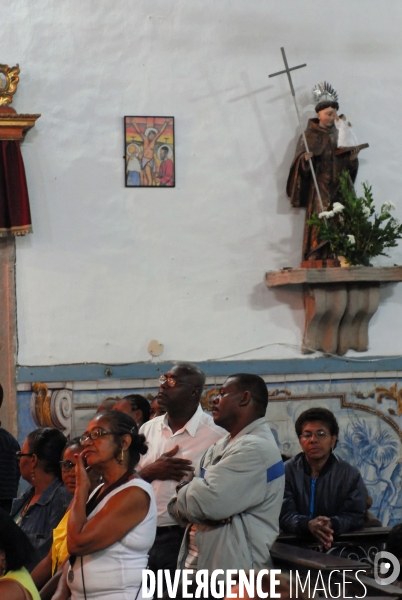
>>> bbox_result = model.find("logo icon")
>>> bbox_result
[374,551,400,585]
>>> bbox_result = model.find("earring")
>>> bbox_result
[118,448,124,464]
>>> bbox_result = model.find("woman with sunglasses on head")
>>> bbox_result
[279,407,366,549]
[10,428,72,572]
[63,410,156,600]
[0,507,41,599]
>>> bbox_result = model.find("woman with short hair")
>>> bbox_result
[11,428,72,571]
[280,407,366,548]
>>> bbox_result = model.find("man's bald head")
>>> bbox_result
[173,362,206,402]
[156,363,206,421]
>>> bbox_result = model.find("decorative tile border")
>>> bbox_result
[16,356,402,383]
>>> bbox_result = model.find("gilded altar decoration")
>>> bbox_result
[376,384,402,416]
[30,382,73,438]
[356,383,402,417]
[0,63,40,237]
[0,64,20,107]
[200,388,219,412]
[30,382,52,428]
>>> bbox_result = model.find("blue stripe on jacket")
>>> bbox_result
[202,462,284,482]
[266,460,285,482]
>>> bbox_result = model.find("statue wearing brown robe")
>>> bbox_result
[286,117,358,261]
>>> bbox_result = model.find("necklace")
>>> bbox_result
[15,494,35,525]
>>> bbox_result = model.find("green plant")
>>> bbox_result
[308,171,402,266]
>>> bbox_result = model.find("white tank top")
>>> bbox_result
[68,478,157,600]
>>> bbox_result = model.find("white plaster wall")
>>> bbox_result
[4,0,402,365]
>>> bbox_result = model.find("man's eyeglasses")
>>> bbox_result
[16,451,34,459]
[60,460,75,472]
[300,430,329,441]
[79,429,114,445]
[159,375,194,388]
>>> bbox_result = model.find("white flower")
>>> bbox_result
[332,202,345,214]
[347,234,356,245]
[362,205,371,217]
[382,202,396,212]
[318,210,335,219]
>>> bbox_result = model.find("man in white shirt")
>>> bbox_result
[138,362,225,581]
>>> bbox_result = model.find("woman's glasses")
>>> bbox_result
[79,428,114,445]
[16,451,34,459]
[299,430,329,441]
[60,460,75,472]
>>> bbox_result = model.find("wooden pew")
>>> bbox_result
[277,527,391,546]
[270,541,402,598]
[277,527,391,563]
[271,540,365,572]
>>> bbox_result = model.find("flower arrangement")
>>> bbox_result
[308,171,402,266]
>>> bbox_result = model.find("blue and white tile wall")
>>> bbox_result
[17,372,402,526]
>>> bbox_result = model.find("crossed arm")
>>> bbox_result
[169,439,272,524]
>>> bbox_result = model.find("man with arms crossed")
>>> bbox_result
[169,373,285,572]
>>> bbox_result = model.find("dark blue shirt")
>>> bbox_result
[11,479,72,571]
[0,426,20,500]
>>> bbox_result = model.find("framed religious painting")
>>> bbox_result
[124,116,175,187]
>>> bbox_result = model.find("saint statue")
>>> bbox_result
[286,83,360,263]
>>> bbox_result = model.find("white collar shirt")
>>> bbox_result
[139,404,225,526]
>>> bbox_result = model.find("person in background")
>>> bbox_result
[138,362,225,586]
[149,396,167,419]
[280,407,366,548]
[113,394,151,428]
[0,384,20,513]
[364,491,382,527]
[0,507,40,599]
[10,428,72,571]
[96,397,118,413]
[64,410,157,600]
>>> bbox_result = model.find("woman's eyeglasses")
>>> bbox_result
[79,428,114,445]
[60,460,75,472]
[16,451,34,459]
[299,430,329,440]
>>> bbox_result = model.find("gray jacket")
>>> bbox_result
[168,417,285,572]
